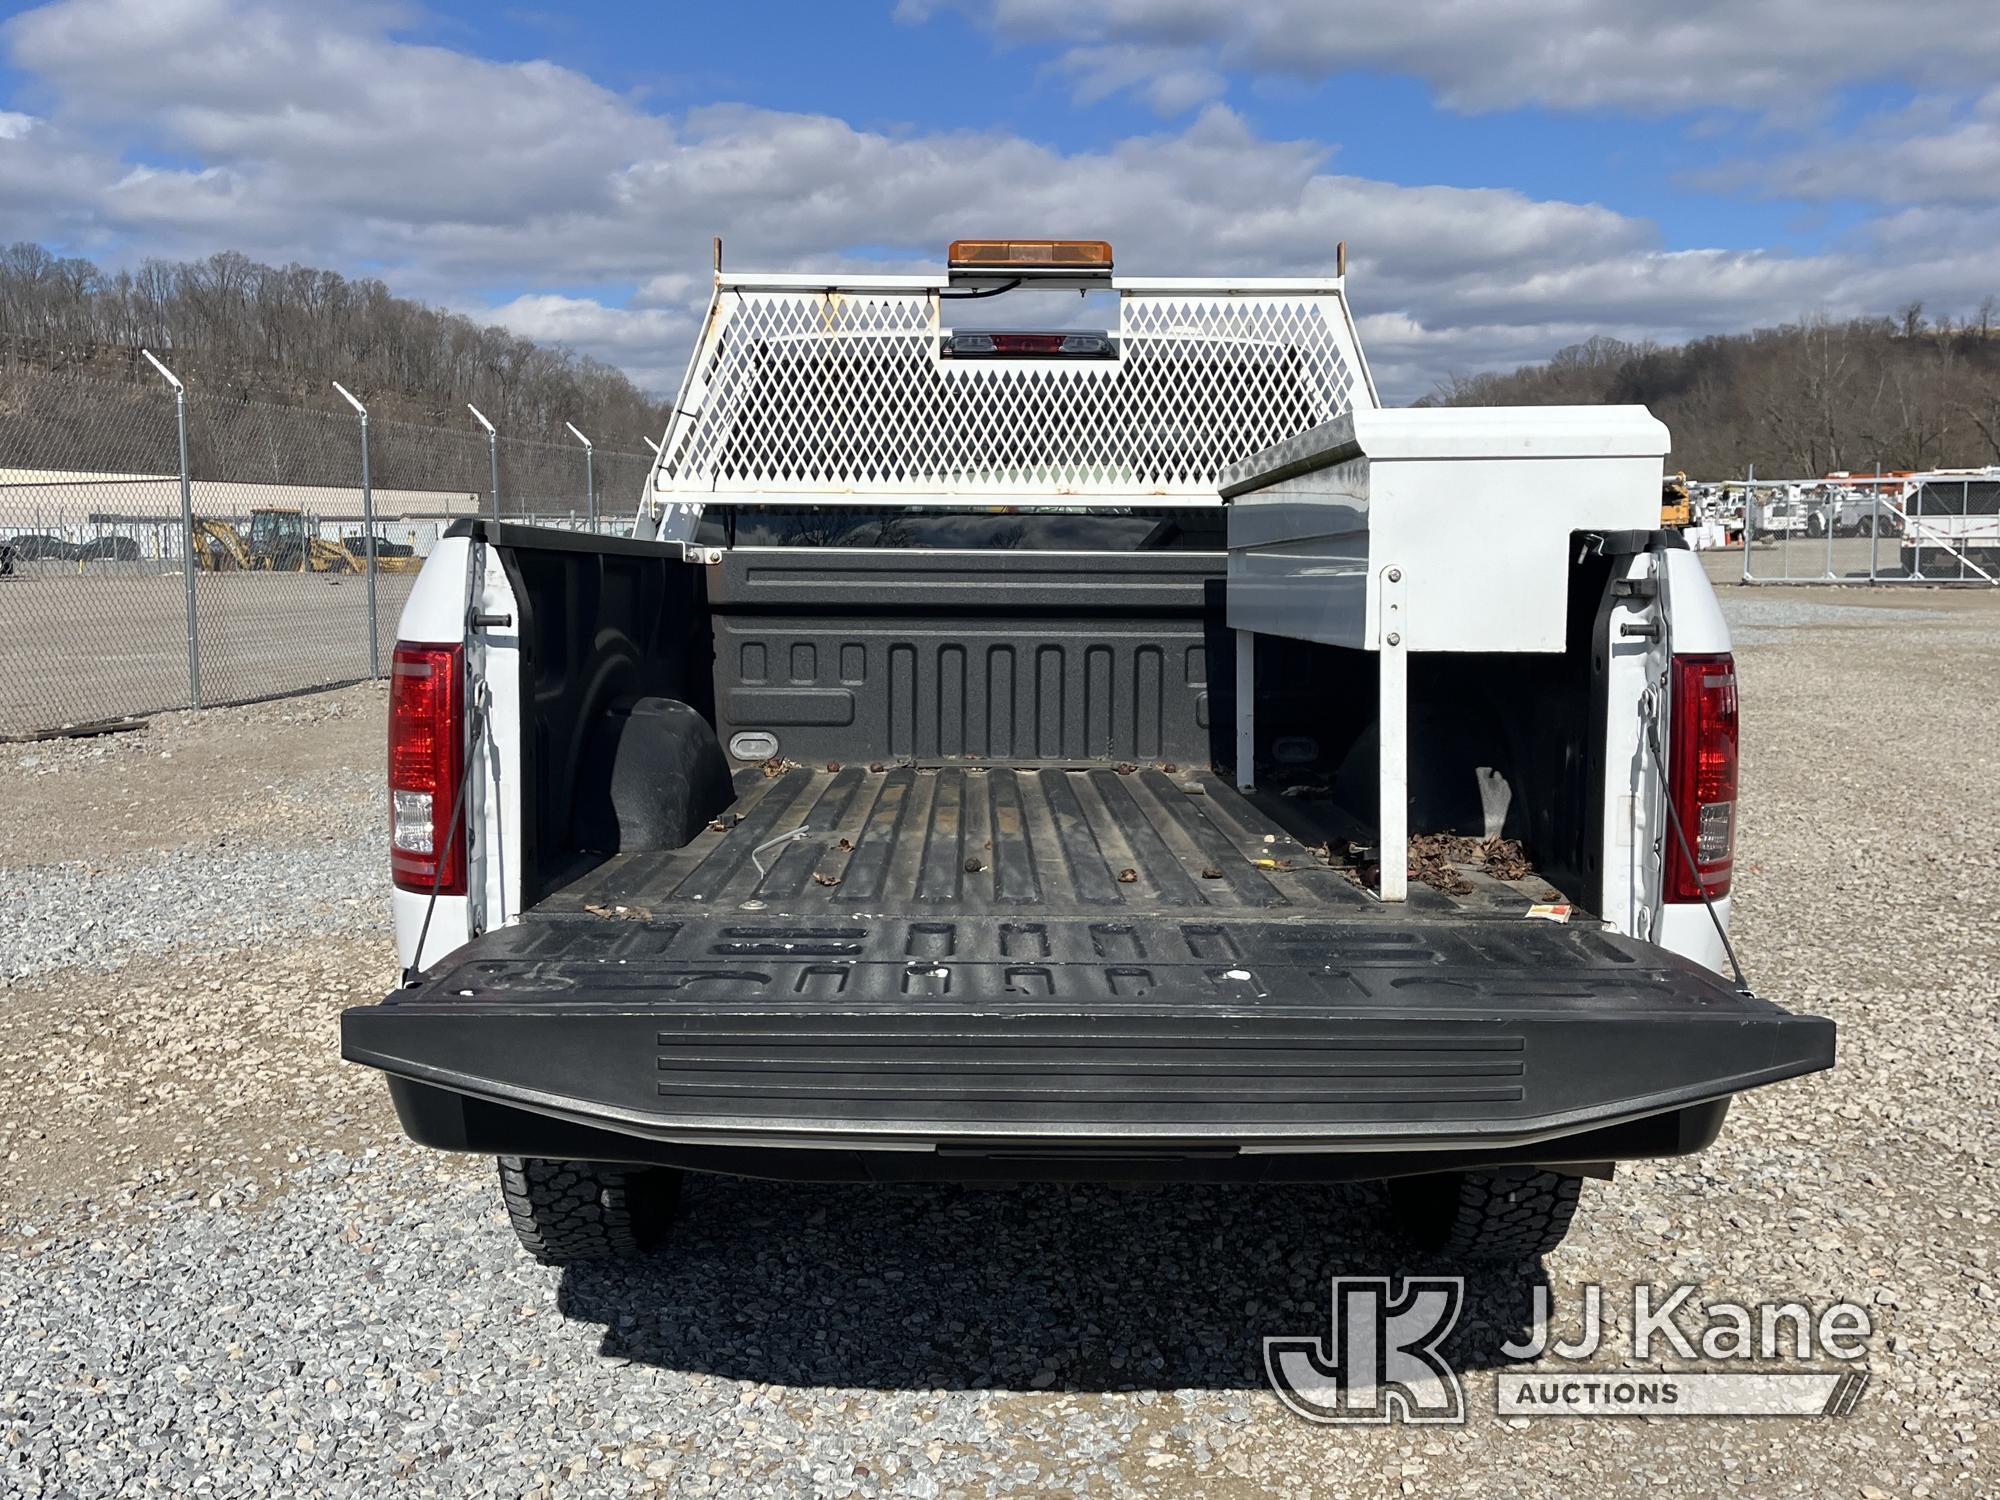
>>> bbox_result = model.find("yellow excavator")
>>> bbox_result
[190,507,418,573]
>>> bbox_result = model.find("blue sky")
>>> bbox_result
[3,0,1997,399]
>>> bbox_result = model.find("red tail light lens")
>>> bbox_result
[1665,652,1738,903]
[389,642,466,895]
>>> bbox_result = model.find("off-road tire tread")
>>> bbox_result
[1395,1166,1584,1260]
[496,1156,677,1265]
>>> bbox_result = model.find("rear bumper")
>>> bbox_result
[342,915,1834,1180]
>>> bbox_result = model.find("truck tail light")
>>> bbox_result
[389,642,466,895]
[1665,652,1738,904]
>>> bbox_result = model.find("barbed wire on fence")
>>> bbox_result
[0,360,654,737]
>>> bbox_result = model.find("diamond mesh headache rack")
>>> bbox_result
[649,274,1377,541]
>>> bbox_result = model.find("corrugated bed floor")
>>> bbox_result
[543,764,1567,921]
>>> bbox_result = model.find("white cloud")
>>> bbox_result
[479,294,699,393]
[2,0,1996,401]
[906,0,2000,117]
[1702,89,2000,207]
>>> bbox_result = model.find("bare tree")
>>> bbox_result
[1441,303,2000,476]
[0,242,669,445]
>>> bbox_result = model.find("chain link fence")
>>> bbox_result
[0,359,656,737]
[1732,478,2000,585]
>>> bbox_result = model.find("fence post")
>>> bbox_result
[566,422,595,533]
[333,382,382,678]
[467,404,499,522]
[1739,465,1755,583]
[143,349,201,709]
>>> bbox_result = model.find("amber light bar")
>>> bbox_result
[947,239,1114,273]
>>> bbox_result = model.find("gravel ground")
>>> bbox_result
[0,688,385,982]
[2,584,1997,1497]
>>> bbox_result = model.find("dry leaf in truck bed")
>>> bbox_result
[759,755,801,778]
[1404,833,1537,892]
[583,903,651,921]
[1117,867,1138,883]
[811,872,842,887]
[1200,867,1223,880]
[1408,840,1475,896]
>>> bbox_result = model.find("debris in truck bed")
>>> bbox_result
[1405,834,1537,893]
[1407,841,1475,895]
[811,872,842,888]
[582,902,652,921]
[706,813,742,833]
[759,754,801,778]
[1117,867,1138,883]
[1474,837,1534,881]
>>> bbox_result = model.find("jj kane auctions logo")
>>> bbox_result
[1266,1279,1874,1424]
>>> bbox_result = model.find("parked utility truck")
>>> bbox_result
[343,241,1833,1266]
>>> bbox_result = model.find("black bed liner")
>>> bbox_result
[542,763,1564,920]
[344,767,1833,1158]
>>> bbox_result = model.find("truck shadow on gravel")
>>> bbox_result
[555,1175,1552,1392]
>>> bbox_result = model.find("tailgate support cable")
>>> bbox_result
[403,693,481,987]
[403,542,487,988]
[1644,713,1751,994]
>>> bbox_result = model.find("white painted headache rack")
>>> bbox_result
[645,273,1377,542]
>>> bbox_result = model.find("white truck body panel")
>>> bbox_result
[389,534,522,974]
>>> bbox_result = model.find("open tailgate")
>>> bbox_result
[343,913,1832,1151]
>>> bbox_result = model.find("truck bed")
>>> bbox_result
[345,764,1832,1167]
[541,762,1566,922]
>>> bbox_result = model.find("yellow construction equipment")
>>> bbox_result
[1661,471,1692,530]
[246,507,357,572]
[190,517,254,570]
[190,508,423,573]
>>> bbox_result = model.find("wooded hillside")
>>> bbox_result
[1425,305,2000,479]
[0,243,669,445]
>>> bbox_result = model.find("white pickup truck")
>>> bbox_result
[343,241,1832,1267]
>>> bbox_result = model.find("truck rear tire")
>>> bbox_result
[496,1156,680,1264]
[1389,1166,1583,1261]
